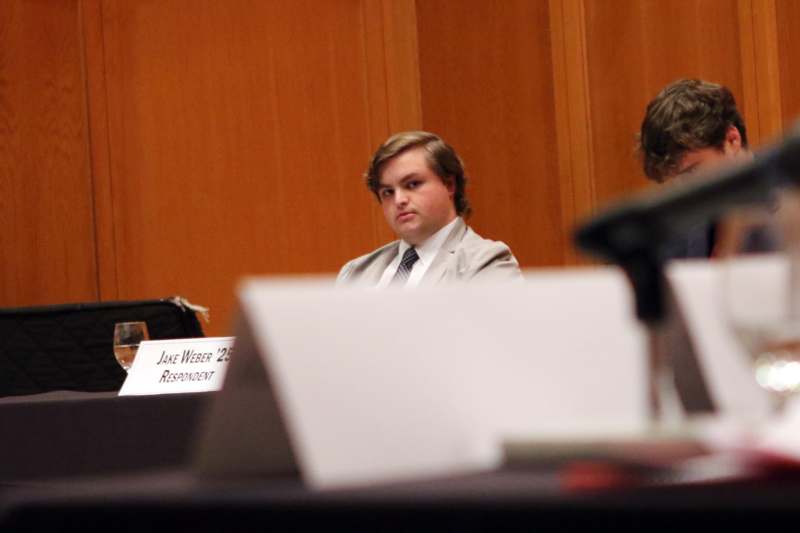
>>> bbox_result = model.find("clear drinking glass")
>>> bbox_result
[720,188,800,411]
[113,321,150,371]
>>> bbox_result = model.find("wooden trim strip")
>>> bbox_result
[381,0,422,132]
[549,0,595,264]
[79,0,118,300]
[738,0,783,148]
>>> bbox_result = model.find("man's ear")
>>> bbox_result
[724,125,743,155]
[442,175,455,196]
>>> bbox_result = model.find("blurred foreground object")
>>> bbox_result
[575,126,800,424]
[719,189,800,410]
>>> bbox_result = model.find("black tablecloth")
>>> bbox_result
[2,468,800,532]
[0,391,211,482]
[2,392,800,532]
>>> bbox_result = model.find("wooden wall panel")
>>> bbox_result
[96,0,411,334]
[0,0,98,306]
[776,0,800,127]
[7,0,797,325]
[584,0,745,207]
[415,0,564,266]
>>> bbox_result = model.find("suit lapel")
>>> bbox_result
[356,241,400,285]
[420,218,466,286]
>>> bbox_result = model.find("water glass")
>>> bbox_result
[113,321,150,371]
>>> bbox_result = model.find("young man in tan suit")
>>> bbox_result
[338,131,520,287]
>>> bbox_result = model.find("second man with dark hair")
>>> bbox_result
[638,78,752,184]
[337,131,521,286]
[637,79,754,258]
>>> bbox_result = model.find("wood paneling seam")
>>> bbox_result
[77,0,102,300]
[79,0,119,300]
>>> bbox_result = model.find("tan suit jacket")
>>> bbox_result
[336,218,521,286]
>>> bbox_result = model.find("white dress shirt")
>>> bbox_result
[375,217,460,289]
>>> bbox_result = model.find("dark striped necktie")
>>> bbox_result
[391,247,419,285]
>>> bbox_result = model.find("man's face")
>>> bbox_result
[670,146,732,184]
[377,147,457,246]
[667,126,750,184]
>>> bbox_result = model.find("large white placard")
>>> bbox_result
[119,337,234,396]
[196,269,649,489]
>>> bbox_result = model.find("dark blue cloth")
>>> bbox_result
[665,219,779,260]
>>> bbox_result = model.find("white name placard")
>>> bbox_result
[118,336,235,396]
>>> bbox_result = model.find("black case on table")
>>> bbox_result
[0,298,205,397]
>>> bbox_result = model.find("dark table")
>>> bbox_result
[1,391,799,532]
[0,391,211,483]
[2,467,800,532]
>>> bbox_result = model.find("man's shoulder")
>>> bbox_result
[459,224,513,255]
[450,224,521,280]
